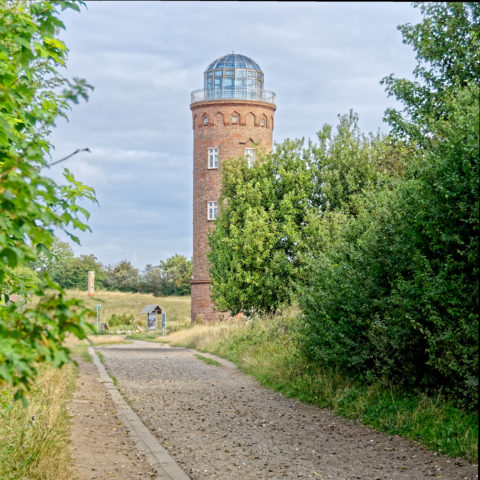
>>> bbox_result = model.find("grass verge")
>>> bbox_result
[0,363,78,480]
[125,333,169,343]
[195,353,222,367]
[66,334,131,362]
[166,308,478,462]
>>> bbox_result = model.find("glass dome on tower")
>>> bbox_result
[191,53,275,104]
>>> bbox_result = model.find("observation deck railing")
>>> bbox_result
[191,88,276,105]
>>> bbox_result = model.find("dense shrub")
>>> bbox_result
[208,3,479,409]
[108,313,135,327]
[299,3,479,409]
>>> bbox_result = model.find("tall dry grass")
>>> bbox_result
[166,320,237,350]
[0,364,78,480]
[64,289,191,332]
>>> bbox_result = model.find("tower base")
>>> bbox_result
[191,280,228,323]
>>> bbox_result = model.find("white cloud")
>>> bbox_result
[48,1,423,268]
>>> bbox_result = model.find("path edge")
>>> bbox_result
[88,346,190,480]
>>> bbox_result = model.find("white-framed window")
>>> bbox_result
[232,115,238,124]
[244,148,255,167]
[260,117,265,126]
[208,147,218,169]
[207,201,218,221]
[203,116,209,125]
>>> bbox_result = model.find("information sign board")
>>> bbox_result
[147,313,156,329]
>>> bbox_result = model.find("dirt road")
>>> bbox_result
[89,340,477,480]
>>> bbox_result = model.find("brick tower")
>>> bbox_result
[190,53,276,322]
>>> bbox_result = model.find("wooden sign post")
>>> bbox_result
[88,271,95,297]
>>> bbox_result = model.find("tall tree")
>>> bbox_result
[104,260,140,292]
[159,254,192,296]
[142,255,192,296]
[0,0,95,399]
[381,2,480,143]
[58,254,105,289]
[29,237,75,280]
[208,139,316,315]
[208,112,394,316]
[300,2,479,408]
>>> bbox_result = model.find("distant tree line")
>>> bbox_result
[208,3,478,410]
[28,239,192,296]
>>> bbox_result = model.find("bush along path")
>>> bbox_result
[92,340,477,480]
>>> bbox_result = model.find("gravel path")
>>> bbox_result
[69,357,157,479]
[98,340,478,480]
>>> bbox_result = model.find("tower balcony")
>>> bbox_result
[191,88,276,105]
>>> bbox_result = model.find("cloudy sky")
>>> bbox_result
[48,1,422,270]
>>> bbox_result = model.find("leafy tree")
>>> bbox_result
[378,1,479,407]
[141,264,165,296]
[29,237,74,279]
[381,2,479,143]
[142,255,192,296]
[208,112,396,316]
[380,2,479,406]
[300,2,479,408]
[208,139,316,315]
[158,254,192,296]
[30,238,106,290]
[0,0,96,399]
[104,260,140,292]
[58,253,105,289]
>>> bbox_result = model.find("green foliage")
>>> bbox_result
[29,237,74,279]
[103,255,192,295]
[381,2,479,143]
[107,313,134,327]
[32,244,192,296]
[208,2,478,409]
[0,0,96,399]
[103,260,140,292]
[299,2,479,409]
[208,111,395,315]
[143,254,192,296]
[208,139,314,315]
[30,238,105,289]
[59,253,105,289]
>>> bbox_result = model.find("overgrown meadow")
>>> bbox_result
[64,289,191,334]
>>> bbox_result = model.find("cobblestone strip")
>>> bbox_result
[88,347,190,480]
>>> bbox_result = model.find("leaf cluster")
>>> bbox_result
[0,1,96,400]
[208,111,397,315]
[299,2,479,409]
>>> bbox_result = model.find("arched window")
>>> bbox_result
[203,114,209,125]
[246,112,255,127]
[215,111,224,126]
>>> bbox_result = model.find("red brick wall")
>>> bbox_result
[190,99,276,322]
